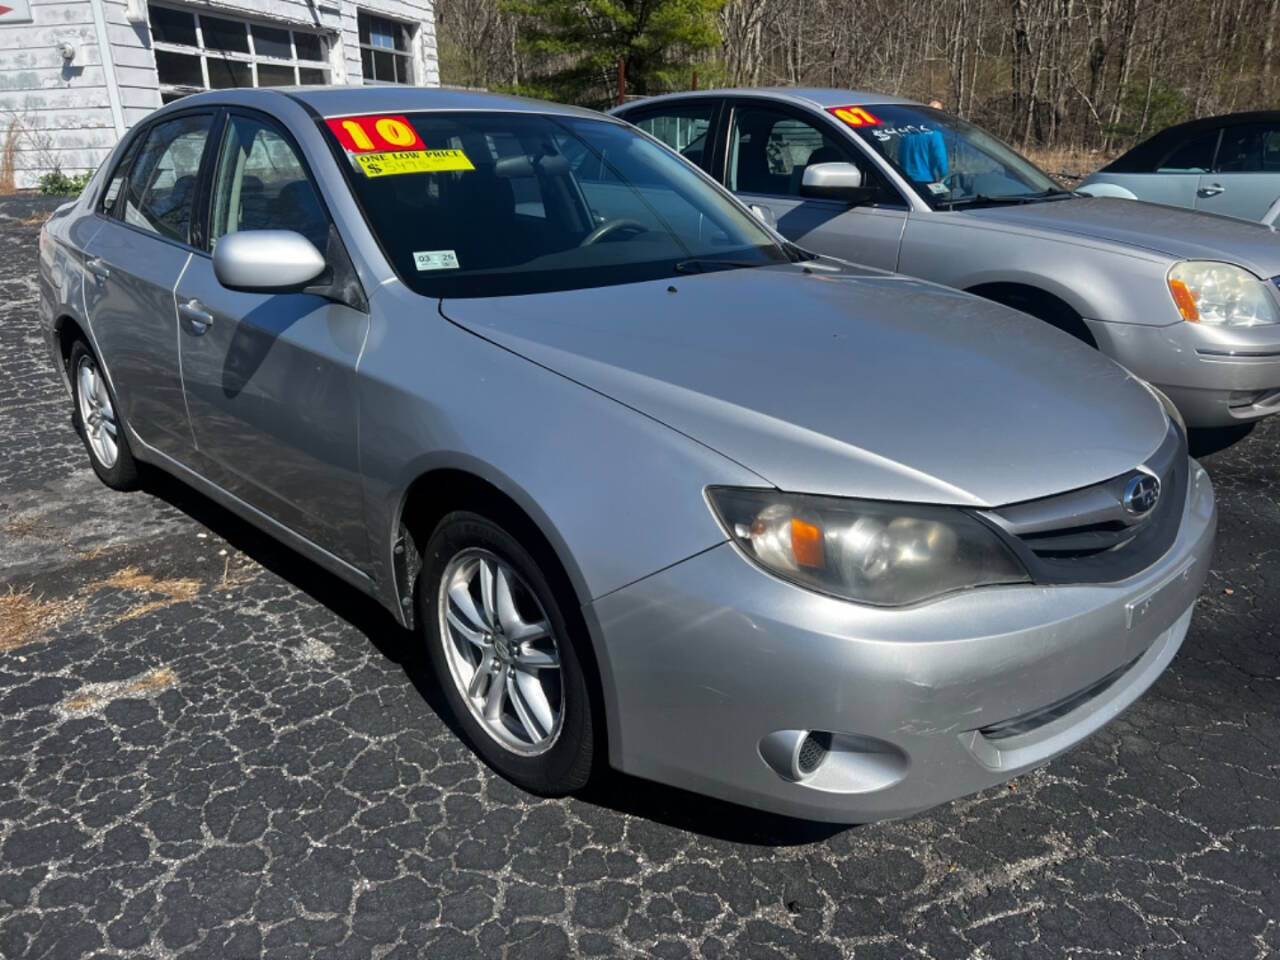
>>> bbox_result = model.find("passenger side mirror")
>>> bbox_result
[213,230,327,293]
[800,162,873,204]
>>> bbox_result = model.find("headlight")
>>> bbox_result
[1167,261,1280,327]
[706,488,1029,606]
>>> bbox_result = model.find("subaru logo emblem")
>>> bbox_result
[1123,473,1161,516]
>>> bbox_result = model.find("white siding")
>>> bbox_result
[0,0,436,188]
[0,1,116,188]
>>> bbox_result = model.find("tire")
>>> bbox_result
[419,511,595,795]
[69,338,139,490]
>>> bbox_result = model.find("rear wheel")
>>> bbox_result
[420,511,595,794]
[69,338,138,490]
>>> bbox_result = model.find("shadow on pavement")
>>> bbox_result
[138,463,848,847]
[1188,422,1254,458]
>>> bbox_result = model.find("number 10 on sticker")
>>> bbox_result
[326,114,426,152]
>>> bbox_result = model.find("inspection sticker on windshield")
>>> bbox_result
[828,106,882,127]
[927,182,949,195]
[413,250,460,271]
[355,149,475,178]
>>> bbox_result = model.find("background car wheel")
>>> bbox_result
[419,511,595,795]
[69,338,138,490]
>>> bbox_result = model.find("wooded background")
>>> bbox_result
[435,0,1280,164]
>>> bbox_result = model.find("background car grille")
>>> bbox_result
[976,421,1186,584]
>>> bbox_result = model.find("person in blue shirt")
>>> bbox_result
[898,99,948,184]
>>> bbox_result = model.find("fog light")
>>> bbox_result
[796,731,831,775]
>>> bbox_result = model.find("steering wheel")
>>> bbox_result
[579,218,649,247]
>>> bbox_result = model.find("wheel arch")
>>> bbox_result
[389,461,616,763]
[966,281,1099,348]
[53,313,89,384]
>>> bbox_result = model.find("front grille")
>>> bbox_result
[977,421,1186,584]
[980,655,1139,741]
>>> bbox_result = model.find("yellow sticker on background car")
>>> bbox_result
[355,149,475,178]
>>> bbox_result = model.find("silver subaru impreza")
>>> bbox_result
[39,88,1216,822]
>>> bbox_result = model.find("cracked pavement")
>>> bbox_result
[1,195,1278,959]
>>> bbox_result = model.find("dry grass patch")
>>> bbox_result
[0,586,84,652]
[5,513,54,539]
[98,567,202,625]
[1022,146,1121,185]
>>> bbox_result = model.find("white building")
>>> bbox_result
[0,0,439,188]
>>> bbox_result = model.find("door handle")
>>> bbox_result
[179,299,215,334]
[1198,183,1225,197]
[86,258,110,281]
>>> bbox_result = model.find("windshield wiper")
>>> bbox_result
[946,188,1078,210]
[945,193,1039,208]
[674,258,768,274]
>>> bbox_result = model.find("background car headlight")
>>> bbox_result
[1167,261,1280,327]
[706,488,1029,606]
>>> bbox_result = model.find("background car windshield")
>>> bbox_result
[853,105,1058,206]
[330,112,788,297]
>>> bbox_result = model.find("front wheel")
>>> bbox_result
[420,511,595,795]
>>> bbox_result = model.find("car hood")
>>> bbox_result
[962,197,1280,278]
[440,264,1169,507]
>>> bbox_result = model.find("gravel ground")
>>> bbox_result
[1,194,1278,960]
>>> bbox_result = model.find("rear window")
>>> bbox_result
[323,111,787,298]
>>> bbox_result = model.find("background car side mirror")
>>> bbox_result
[213,230,327,293]
[800,162,874,204]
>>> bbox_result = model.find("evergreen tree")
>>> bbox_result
[503,0,725,108]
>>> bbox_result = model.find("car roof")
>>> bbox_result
[612,87,921,113]
[148,85,609,121]
[1101,110,1280,173]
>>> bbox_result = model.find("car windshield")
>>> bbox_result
[848,104,1062,208]
[326,111,790,298]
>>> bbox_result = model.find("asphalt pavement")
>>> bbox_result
[1,194,1278,959]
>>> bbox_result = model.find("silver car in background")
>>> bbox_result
[39,88,1215,822]
[1079,111,1280,224]
[614,90,1280,427]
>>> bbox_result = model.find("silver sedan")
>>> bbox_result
[614,90,1280,428]
[39,87,1215,822]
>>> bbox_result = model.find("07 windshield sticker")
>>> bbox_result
[827,106,882,128]
[355,149,475,178]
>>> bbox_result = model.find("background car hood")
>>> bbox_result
[963,197,1280,278]
[441,265,1169,507]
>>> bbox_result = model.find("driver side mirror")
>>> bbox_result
[800,162,874,204]
[213,230,327,293]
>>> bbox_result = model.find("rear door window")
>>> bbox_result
[121,114,213,244]
[97,134,144,216]
[1215,124,1279,173]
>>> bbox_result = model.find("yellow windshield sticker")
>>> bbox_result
[355,149,475,178]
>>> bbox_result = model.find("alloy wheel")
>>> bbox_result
[437,548,564,756]
[76,354,118,469]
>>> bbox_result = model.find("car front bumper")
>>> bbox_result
[1088,318,1280,427]
[588,461,1216,823]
